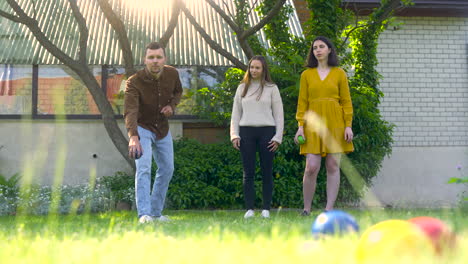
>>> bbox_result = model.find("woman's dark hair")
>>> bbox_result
[305,36,339,68]
[241,55,273,100]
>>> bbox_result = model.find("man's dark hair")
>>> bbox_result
[145,42,165,56]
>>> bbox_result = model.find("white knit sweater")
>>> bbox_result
[230,80,284,143]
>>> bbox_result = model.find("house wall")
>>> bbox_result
[364,16,468,207]
[0,120,183,185]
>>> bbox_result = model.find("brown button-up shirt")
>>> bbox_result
[124,66,183,139]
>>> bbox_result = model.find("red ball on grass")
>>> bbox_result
[408,216,457,255]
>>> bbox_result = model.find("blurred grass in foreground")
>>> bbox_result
[0,209,466,263]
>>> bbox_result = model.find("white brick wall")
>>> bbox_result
[376,17,468,147]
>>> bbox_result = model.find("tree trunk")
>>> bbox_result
[72,65,135,171]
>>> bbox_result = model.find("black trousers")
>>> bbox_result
[239,126,275,210]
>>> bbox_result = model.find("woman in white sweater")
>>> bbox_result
[230,55,284,219]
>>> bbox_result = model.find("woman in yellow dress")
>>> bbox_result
[294,36,354,216]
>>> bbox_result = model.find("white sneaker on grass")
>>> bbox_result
[138,215,154,224]
[244,209,255,219]
[156,215,171,222]
[261,210,270,218]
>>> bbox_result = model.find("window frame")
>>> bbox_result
[0,64,198,121]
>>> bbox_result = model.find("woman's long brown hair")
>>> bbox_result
[241,55,273,100]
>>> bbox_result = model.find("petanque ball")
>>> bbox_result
[311,210,359,237]
[134,150,142,159]
[408,216,457,255]
[297,135,306,145]
[355,219,434,263]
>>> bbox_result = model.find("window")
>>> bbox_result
[104,66,226,116]
[0,64,227,119]
[37,66,101,115]
[0,64,32,114]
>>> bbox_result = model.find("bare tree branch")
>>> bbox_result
[206,0,240,33]
[68,0,88,64]
[240,0,286,40]
[97,0,136,77]
[237,37,254,60]
[342,24,366,47]
[181,3,247,70]
[159,0,182,47]
[192,0,287,64]
[221,0,236,22]
[32,0,37,20]
[374,0,401,25]
[207,0,286,60]
[246,0,259,18]
[0,9,21,22]
[5,0,76,67]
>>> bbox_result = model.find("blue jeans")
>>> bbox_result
[135,126,174,217]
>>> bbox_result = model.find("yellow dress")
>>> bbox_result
[296,67,354,156]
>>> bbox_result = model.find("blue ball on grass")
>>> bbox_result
[311,210,359,237]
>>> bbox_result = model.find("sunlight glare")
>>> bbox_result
[121,0,171,10]
[121,0,196,10]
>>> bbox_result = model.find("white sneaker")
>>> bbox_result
[138,215,154,224]
[156,215,171,222]
[244,209,255,219]
[261,210,270,218]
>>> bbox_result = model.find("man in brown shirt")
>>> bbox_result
[124,42,182,223]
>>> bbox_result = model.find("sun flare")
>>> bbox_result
[121,0,196,10]
[121,0,171,10]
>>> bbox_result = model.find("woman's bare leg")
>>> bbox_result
[303,154,322,213]
[325,153,341,211]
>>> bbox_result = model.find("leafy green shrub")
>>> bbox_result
[159,137,311,209]
[0,172,20,198]
[0,172,21,215]
[448,165,468,206]
[0,183,112,215]
[190,68,244,126]
[163,138,244,209]
[97,171,135,205]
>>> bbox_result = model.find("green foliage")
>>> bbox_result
[235,0,265,56]
[165,138,244,209]
[190,68,244,126]
[305,0,353,62]
[0,183,112,216]
[163,138,304,209]
[0,173,21,213]
[448,165,468,202]
[307,1,354,68]
[0,172,20,190]
[448,178,468,184]
[97,171,135,204]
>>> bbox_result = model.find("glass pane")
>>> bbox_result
[177,66,227,115]
[106,67,126,115]
[105,66,226,116]
[174,67,192,115]
[0,64,32,115]
[38,66,101,115]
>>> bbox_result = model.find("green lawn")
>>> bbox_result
[0,209,466,263]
